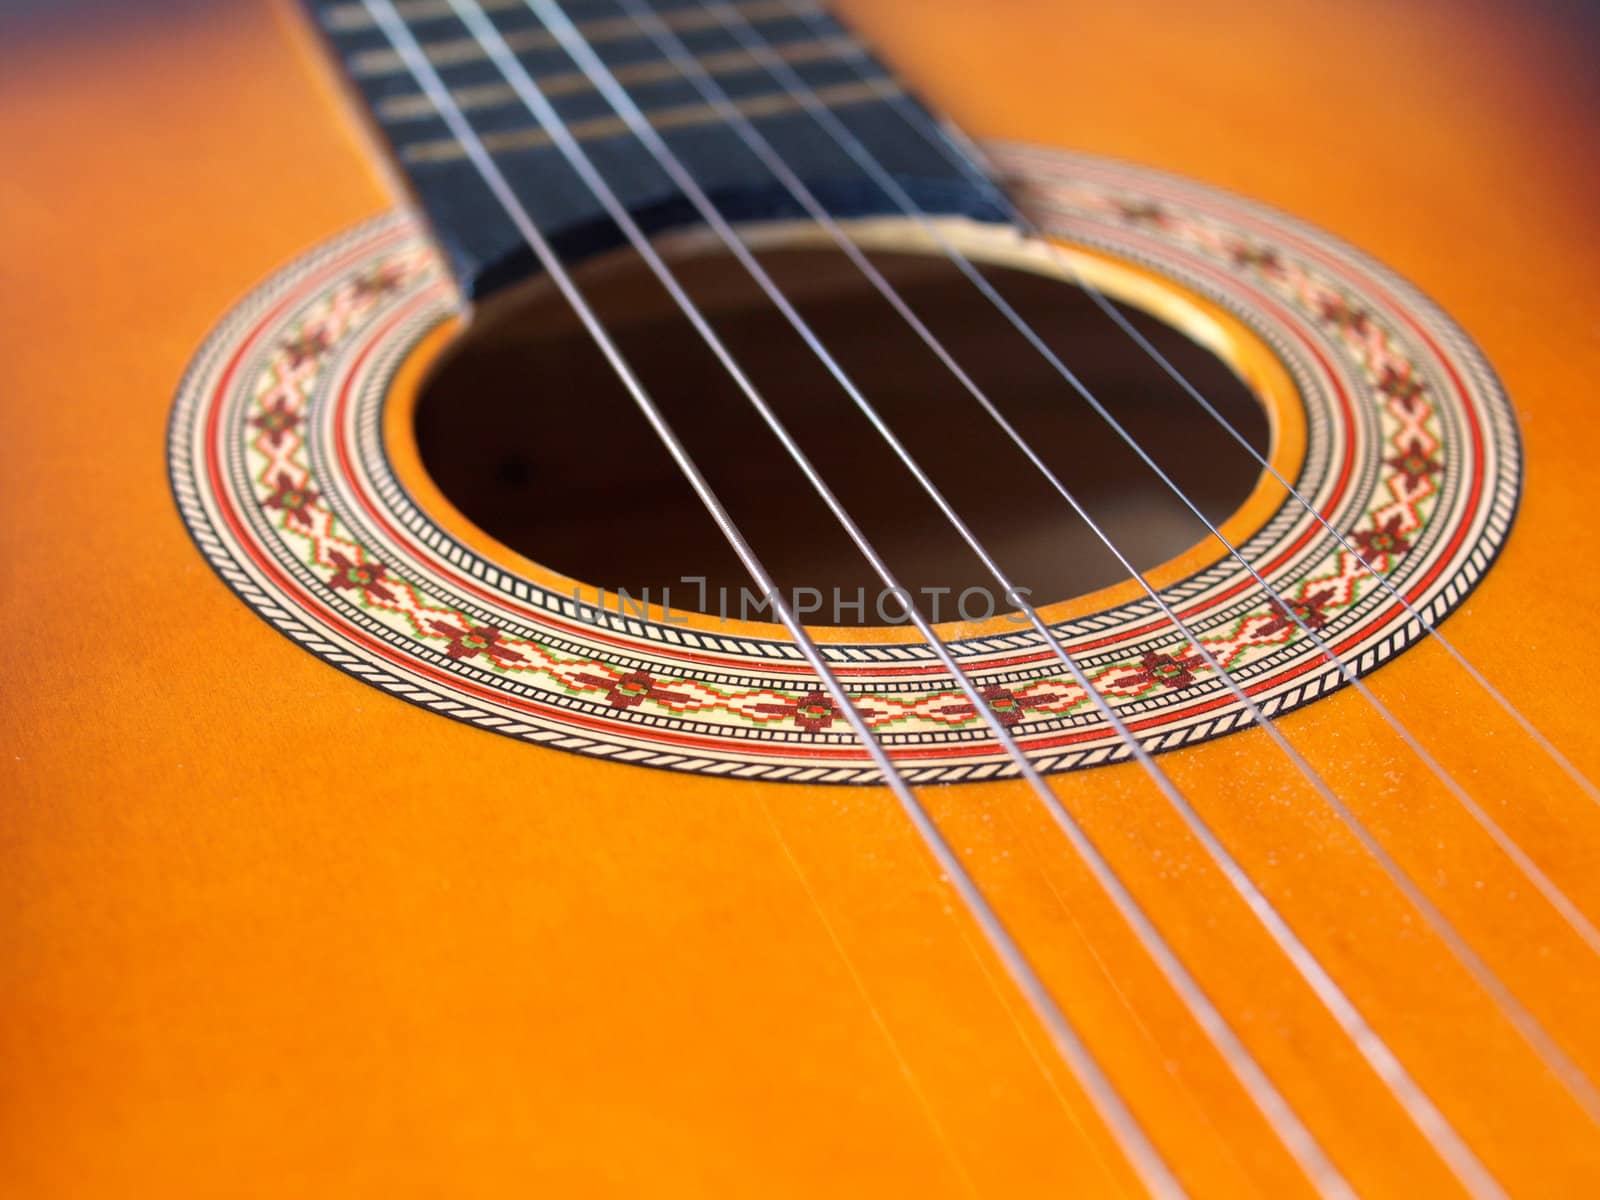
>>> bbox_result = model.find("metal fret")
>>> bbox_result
[325,0,806,30]
[398,76,897,162]
[342,0,823,76]
[325,0,522,26]
[376,33,865,120]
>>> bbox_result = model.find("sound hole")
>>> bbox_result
[414,240,1271,626]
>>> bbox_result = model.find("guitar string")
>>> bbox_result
[825,60,1600,812]
[378,0,1513,1189]
[454,0,1491,1191]
[363,0,1536,1190]
[437,0,1356,1190]
[600,0,1556,1183]
[358,1,1188,1194]
[600,1,1337,802]
[344,0,1593,1196]
[521,0,1576,1181]
[703,0,1600,1004]
[766,1,1600,953]
[616,0,1600,1126]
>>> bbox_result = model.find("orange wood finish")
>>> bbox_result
[4,0,1600,1194]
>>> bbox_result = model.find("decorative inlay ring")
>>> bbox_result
[168,144,1520,783]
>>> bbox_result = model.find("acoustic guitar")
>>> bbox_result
[6,0,1600,1194]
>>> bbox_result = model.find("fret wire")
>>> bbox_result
[376,32,864,120]
[345,0,822,76]
[618,0,1600,1137]
[397,76,896,163]
[329,0,525,26]
[357,0,1188,1193]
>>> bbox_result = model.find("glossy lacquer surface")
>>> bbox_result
[3,0,1600,1194]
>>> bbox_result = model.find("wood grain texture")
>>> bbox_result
[2,0,1599,1194]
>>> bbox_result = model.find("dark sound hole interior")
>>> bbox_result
[415,241,1271,626]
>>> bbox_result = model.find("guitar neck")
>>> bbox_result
[304,0,1009,300]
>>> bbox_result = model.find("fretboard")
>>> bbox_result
[304,0,1008,300]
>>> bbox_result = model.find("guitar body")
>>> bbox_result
[5,0,1600,1194]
